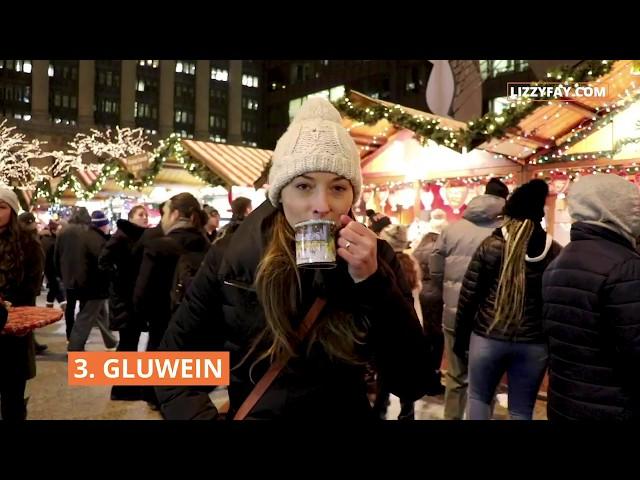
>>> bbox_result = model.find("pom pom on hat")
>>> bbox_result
[504,179,549,222]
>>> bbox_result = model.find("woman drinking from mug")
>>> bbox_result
[155,98,438,420]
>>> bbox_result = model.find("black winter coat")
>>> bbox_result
[55,224,110,299]
[455,226,562,356]
[99,219,147,330]
[155,201,437,420]
[39,230,57,282]
[542,222,640,421]
[133,224,210,334]
[0,227,44,382]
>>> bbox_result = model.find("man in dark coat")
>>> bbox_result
[542,174,640,421]
[66,211,117,351]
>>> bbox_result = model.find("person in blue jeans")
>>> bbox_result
[453,179,562,420]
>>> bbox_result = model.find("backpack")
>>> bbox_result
[170,250,207,312]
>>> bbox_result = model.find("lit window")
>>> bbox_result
[254,76,259,88]
[23,114,31,121]
[146,60,153,67]
[48,65,54,77]
[137,80,145,92]
[175,111,181,123]
[15,61,22,72]
[211,68,228,82]
[139,60,145,66]
[176,62,183,73]
[153,60,159,68]
[54,118,61,124]
[14,113,22,120]
[23,61,32,74]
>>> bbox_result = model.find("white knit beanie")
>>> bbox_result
[0,188,20,216]
[268,97,362,207]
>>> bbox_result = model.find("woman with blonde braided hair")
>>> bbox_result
[453,179,562,420]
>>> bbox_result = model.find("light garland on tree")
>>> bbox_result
[0,119,50,191]
[33,132,229,204]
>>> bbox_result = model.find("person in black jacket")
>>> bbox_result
[455,179,561,420]
[40,220,66,311]
[0,188,44,420]
[66,211,117,352]
[214,196,251,248]
[99,205,149,401]
[542,174,640,421]
[55,207,91,340]
[133,194,210,409]
[155,98,437,420]
[203,205,220,243]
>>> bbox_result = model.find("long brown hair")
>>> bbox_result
[239,211,366,380]
[0,211,26,284]
[395,252,420,291]
[488,217,534,333]
[168,193,206,229]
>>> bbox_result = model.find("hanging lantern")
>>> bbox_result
[420,185,435,210]
[397,185,417,209]
[440,183,469,214]
[376,188,389,209]
[387,188,400,211]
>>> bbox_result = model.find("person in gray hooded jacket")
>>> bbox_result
[429,178,508,419]
[542,174,640,420]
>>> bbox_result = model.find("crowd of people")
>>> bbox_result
[1,96,638,421]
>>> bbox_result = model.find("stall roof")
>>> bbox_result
[343,90,466,162]
[479,60,639,164]
[181,140,272,187]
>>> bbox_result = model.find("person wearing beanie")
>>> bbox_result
[542,174,640,421]
[17,212,49,355]
[64,209,117,352]
[154,97,439,420]
[0,187,44,420]
[429,183,507,419]
[484,177,510,199]
[454,179,562,420]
